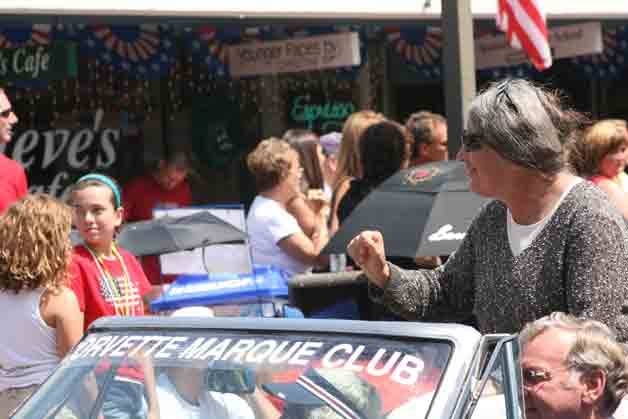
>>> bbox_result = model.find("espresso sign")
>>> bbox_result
[228,32,361,77]
[0,42,78,82]
[288,92,355,133]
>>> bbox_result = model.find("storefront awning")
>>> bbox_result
[1,0,627,21]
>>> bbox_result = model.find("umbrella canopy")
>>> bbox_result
[72,210,248,256]
[322,161,490,258]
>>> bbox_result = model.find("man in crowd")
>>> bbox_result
[520,312,628,419]
[123,150,193,286]
[0,87,27,212]
[403,111,448,270]
[404,111,448,166]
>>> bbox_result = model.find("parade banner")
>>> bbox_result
[475,22,603,70]
[228,32,361,77]
[0,42,77,82]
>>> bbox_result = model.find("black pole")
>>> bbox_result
[442,0,476,158]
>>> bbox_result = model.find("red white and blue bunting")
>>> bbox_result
[386,26,443,81]
[0,24,52,48]
[571,25,628,80]
[0,23,627,83]
[78,24,175,79]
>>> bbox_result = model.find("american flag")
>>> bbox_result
[99,274,142,315]
[496,0,552,70]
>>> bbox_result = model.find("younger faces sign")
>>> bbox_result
[229,32,361,77]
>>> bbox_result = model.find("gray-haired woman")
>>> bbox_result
[347,78,628,341]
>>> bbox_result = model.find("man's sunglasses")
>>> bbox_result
[521,365,572,388]
[0,108,13,118]
[461,131,483,152]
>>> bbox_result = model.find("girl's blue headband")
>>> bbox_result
[76,174,121,208]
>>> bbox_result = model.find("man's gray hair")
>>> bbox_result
[467,78,586,175]
[520,312,628,417]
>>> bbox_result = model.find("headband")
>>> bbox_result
[76,174,121,208]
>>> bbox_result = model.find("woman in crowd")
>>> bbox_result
[123,150,193,285]
[282,129,330,236]
[568,118,628,218]
[69,173,158,418]
[246,138,328,277]
[330,110,385,234]
[348,78,628,341]
[0,194,83,417]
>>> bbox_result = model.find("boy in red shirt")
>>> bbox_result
[123,151,193,285]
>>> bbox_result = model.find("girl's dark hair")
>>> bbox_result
[283,129,325,190]
[359,121,409,184]
[70,173,122,209]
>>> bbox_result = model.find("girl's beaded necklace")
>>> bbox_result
[85,243,133,316]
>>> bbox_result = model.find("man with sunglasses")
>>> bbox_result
[520,312,628,419]
[0,88,27,213]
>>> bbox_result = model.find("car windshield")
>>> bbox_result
[14,329,452,419]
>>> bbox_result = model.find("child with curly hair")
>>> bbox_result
[0,194,82,417]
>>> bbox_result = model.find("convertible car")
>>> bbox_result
[11,316,524,419]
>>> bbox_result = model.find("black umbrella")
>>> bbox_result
[322,160,490,258]
[71,210,248,256]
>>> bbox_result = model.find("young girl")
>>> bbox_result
[69,173,152,329]
[69,173,158,418]
[0,194,82,417]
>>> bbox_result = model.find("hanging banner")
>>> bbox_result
[385,26,443,81]
[571,25,628,80]
[228,32,361,77]
[79,24,175,79]
[475,22,603,70]
[0,42,77,82]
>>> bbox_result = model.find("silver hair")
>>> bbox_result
[305,369,382,419]
[520,312,628,417]
[467,78,586,175]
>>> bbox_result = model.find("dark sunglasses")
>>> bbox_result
[521,368,552,387]
[461,131,483,152]
[521,366,572,387]
[0,108,13,118]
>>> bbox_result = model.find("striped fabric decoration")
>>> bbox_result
[496,0,553,70]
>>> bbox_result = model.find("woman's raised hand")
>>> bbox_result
[347,230,391,288]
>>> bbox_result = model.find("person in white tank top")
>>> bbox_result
[0,194,83,417]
